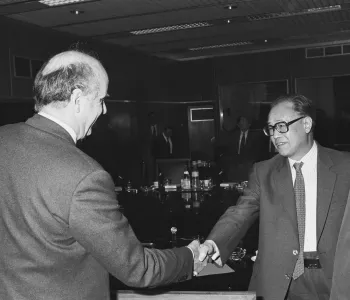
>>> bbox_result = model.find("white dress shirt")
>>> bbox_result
[288,141,318,252]
[162,132,173,154]
[38,111,77,144]
[151,124,158,136]
[238,130,248,154]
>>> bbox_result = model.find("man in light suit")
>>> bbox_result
[0,50,204,300]
[198,94,350,300]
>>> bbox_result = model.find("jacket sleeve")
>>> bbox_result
[68,170,193,288]
[207,163,260,263]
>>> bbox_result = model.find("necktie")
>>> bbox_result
[238,132,245,154]
[292,162,305,280]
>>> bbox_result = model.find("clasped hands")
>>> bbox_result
[187,240,221,277]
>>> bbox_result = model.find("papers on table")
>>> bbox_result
[197,263,234,277]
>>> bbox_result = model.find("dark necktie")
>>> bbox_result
[292,162,305,280]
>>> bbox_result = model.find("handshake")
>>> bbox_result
[187,239,222,276]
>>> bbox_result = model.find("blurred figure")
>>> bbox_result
[141,111,159,184]
[154,126,173,159]
[222,115,267,181]
[0,50,204,300]
[198,94,350,300]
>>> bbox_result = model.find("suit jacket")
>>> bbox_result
[153,134,172,159]
[0,114,193,300]
[330,190,350,299]
[208,144,350,300]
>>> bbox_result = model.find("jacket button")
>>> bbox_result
[285,274,291,280]
[293,250,299,255]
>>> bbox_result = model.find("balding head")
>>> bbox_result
[33,50,107,111]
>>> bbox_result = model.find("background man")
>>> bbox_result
[154,126,173,159]
[222,115,267,181]
[0,50,204,300]
[198,94,350,300]
[141,111,159,184]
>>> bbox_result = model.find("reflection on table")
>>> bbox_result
[110,187,259,293]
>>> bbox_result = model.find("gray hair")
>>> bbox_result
[33,50,100,111]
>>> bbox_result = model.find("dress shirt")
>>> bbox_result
[238,130,248,154]
[151,124,158,136]
[162,132,173,155]
[38,111,77,144]
[288,141,317,252]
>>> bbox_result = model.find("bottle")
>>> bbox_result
[126,180,132,192]
[158,168,164,188]
[191,161,200,190]
[182,163,191,190]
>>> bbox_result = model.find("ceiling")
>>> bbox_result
[1,0,350,61]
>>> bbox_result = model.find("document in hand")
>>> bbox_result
[197,263,234,277]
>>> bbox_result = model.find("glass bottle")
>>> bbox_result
[191,161,200,190]
[182,163,191,190]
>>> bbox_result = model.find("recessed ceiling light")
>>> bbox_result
[247,4,341,21]
[130,22,212,35]
[189,41,253,51]
[39,0,95,7]
[70,9,84,15]
[225,4,238,10]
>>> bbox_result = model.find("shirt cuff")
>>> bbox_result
[186,246,195,259]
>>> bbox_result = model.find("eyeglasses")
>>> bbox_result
[263,116,305,136]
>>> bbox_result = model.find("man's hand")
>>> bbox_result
[199,240,221,264]
[187,240,208,276]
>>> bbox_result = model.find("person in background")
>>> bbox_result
[198,94,350,300]
[141,111,159,184]
[222,115,267,181]
[154,126,173,159]
[0,50,205,300]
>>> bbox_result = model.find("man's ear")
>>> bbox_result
[303,116,313,133]
[70,88,82,113]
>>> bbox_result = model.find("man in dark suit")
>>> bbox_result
[141,111,159,184]
[154,126,173,159]
[0,50,205,300]
[330,191,350,299]
[198,94,350,300]
[224,116,267,181]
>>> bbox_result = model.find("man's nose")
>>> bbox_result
[272,127,282,139]
[102,102,107,114]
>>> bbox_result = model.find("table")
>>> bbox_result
[110,187,259,293]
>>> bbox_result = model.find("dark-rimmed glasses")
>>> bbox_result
[263,116,305,136]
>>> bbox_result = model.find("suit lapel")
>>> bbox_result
[317,146,336,242]
[273,157,298,235]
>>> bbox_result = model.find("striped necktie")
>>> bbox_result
[292,162,305,280]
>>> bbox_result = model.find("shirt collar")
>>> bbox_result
[288,141,317,169]
[38,111,77,144]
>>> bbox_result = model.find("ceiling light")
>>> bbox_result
[0,0,27,5]
[225,4,238,10]
[247,5,341,21]
[130,22,212,35]
[189,41,253,51]
[70,9,84,15]
[39,0,95,7]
